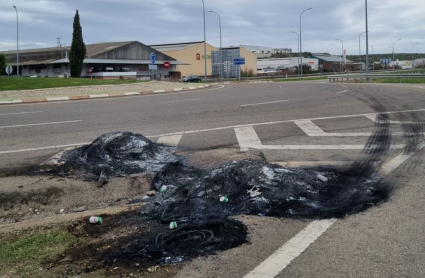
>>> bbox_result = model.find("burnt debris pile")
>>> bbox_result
[58,132,178,181]
[145,160,390,221]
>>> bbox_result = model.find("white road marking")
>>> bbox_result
[47,97,70,102]
[89,94,109,98]
[148,107,425,138]
[157,135,182,146]
[244,219,337,278]
[234,127,263,151]
[0,111,43,116]
[125,92,141,96]
[0,100,22,104]
[154,90,166,93]
[274,161,369,168]
[336,90,348,94]
[240,100,289,108]
[341,85,348,88]
[294,120,423,137]
[160,98,200,104]
[0,143,89,154]
[364,114,423,124]
[0,120,82,129]
[245,144,424,278]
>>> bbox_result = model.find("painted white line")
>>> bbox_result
[154,90,166,93]
[157,135,182,146]
[244,219,337,278]
[294,120,423,137]
[234,127,263,151]
[274,161,361,168]
[364,114,423,124]
[148,108,425,138]
[243,144,406,150]
[47,97,70,102]
[89,94,109,98]
[381,145,425,174]
[336,90,348,94]
[0,120,82,129]
[160,98,200,104]
[341,85,348,88]
[125,92,141,96]
[0,143,89,155]
[0,111,43,116]
[173,88,183,91]
[240,100,289,108]
[189,87,197,90]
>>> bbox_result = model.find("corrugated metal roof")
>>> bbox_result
[150,41,205,52]
[51,58,188,65]
[7,59,57,66]
[310,53,353,63]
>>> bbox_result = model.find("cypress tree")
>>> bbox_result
[69,10,86,78]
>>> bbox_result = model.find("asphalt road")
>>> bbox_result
[1,81,425,277]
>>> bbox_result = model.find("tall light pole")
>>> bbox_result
[335,39,343,72]
[201,0,207,82]
[369,45,374,72]
[299,7,312,79]
[365,0,370,81]
[392,39,401,72]
[412,42,419,62]
[209,10,222,82]
[13,6,19,76]
[359,31,366,71]
[291,31,300,77]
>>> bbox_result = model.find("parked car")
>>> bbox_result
[180,75,202,82]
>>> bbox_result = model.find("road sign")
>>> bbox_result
[151,52,156,64]
[88,67,93,74]
[5,65,13,75]
[149,64,158,71]
[164,61,170,69]
[233,58,245,65]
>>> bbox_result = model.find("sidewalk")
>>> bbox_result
[0,81,211,105]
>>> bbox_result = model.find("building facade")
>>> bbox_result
[150,42,218,78]
[257,57,319,73]
[211,46,258,78]
[1,41,185,79]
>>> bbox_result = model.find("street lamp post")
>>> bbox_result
[13,6,19,76]
[335,39,343,72]
[411,42,419,62]
[201,0,207,83]
[299,7,312,79]
[209,10,223,82]
[392,39,401,72]
[365,0,370,81]
[369,45,374,72]
[359,31,366,71]
[291,31,300,77]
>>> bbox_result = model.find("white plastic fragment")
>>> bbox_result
[317,174,328,182]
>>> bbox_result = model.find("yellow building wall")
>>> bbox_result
[240,47,258,75]
[162,43,218,77]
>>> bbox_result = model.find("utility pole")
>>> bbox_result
[209,11,223,82]
[291,31,300,77]
[13,6,19,76]
[201,0,207,83]
[299,8,312,79]
[365,0,370,82]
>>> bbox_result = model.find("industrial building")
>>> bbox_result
[150,41,218,78]
[257,57,319,73]
[1,41,185,79]
[211,46,258,78]
[306,53,353,71]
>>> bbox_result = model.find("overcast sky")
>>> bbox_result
[1,0,424,56]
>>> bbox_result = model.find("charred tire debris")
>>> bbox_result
[42,100,424,266]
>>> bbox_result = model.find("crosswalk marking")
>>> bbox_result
[157,135,182,146]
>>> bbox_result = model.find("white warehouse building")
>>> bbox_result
[257,57,319,73]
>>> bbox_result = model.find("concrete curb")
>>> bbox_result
[0,85,211,105]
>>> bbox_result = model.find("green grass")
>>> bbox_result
[272,76,327,82]
[0,230,76,277]
[0,77,149,91]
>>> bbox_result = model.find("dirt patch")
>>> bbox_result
[0,175,152,225]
